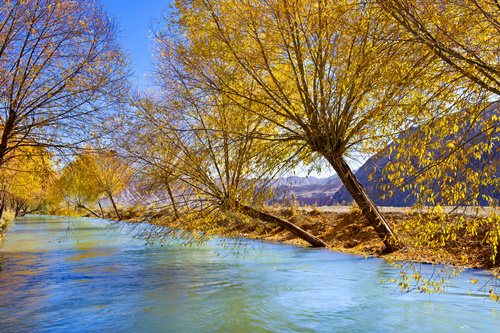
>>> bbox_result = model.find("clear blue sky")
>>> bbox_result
[101,0,171,88]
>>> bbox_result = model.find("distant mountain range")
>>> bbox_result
[272,175,336,187]
[112,105,500,209]
[271,175,343,206]
[112,175,344,208]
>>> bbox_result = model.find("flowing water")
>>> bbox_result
[0,215,499,332]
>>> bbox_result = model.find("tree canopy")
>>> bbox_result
[0,0,130,167]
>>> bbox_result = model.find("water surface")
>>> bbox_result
[0,215,499,332]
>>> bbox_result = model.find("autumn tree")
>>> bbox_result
[92,149,133,220]
[51,148,132,219]
[125,90,326,246]
[52,152,104,217]
[0,145,54,217]
[322,0,500,297]
[0,0,130,168]
[125,95,185,220]
[155,0,462,252]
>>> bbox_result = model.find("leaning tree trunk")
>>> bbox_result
[0,202,4,222]
[0,176,6,222]
[325,153,399,253]
[98,201,105,218]
[165,180,180,220]
[0,113,15,167]
[108,193,122,220]
[0,175,13,222]
[228,199,327,247]
[78,204,100,218]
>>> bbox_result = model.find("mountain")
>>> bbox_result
[272,175,335,187]
[272,175,343,206]
[331,105,500,207]
[109,175,343,208]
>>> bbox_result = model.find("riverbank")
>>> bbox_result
[0,210,15,244]
[89,204,499,270]
[207,205,497,270]
[0,210,15,268]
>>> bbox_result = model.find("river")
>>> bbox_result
[0,215,499,332]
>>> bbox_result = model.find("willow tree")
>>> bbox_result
[355,1,500,287]
[52,152,104,217]
[126,90,326,247]
[125,95,185,220]
[95,150,134,220]
[156,0,458,251]
[50,148,132,219]
[0,0,130,167]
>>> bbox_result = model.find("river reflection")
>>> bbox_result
[0,215,499,332]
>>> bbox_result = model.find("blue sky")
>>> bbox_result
[99,0,343,177]
[101,0,171,88]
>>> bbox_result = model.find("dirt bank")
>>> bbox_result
[230,206,499,270]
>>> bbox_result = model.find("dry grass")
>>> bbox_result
[238,207,386,255]
[238,206,499,269]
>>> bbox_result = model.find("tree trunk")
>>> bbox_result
[78,204,100,218]
[98,201,105,218]
[14,200,25,218]
[0,175,13,222]
[108,193,122,220]
[230,200,327,247]
[0,176,6,222]
[325,153,399,253]
[0,112,15,167]
[0,203,4,222]
[165,181,180,219]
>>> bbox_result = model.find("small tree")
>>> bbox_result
[53,149,132,219]
[127,90,326,246]
[54,152,104,217]
[0,145,54,217]
[92,149,133,220]
[125,95,185,220]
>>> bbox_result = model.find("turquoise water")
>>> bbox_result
[0,215,499,332]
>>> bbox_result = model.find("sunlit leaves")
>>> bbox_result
[50,149,132,219]
[0,145,53,216]
[377,0,500,96]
